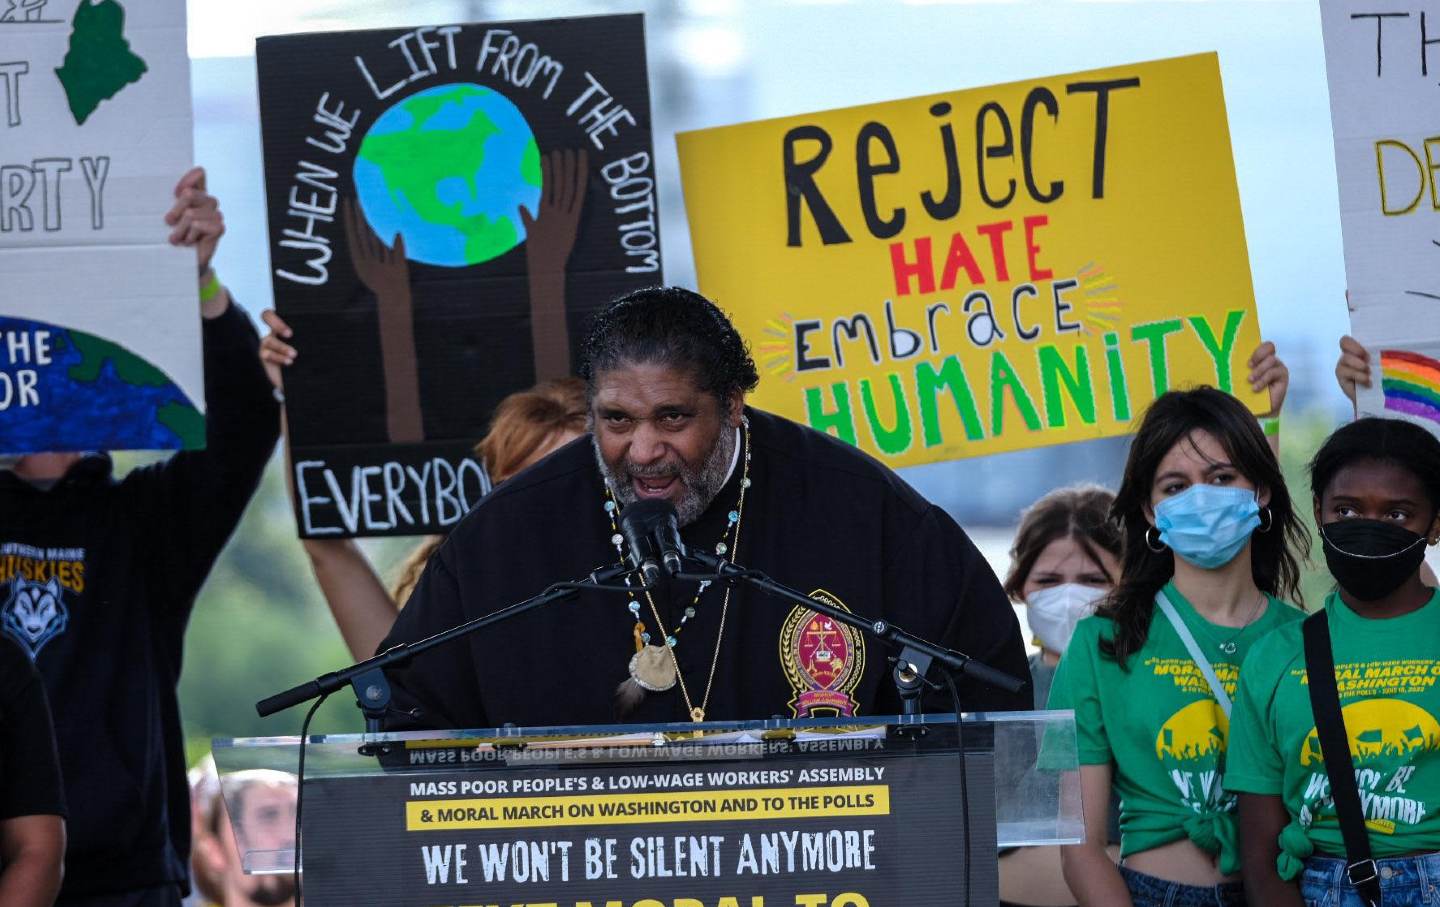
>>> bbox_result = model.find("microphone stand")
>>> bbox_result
[673,553,1026,717]
[255,563,642,747]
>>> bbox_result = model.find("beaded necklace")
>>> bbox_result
[603,421,750,722]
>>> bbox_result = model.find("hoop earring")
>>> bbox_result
[1257,506,1274,533]
[1145,526,1168,553]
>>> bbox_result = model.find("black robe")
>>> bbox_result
[379,408,1030,729]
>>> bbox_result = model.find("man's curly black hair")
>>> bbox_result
[579,286,759,402]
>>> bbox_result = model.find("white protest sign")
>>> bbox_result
[0,0,199,453]
[1321,2,1440,431]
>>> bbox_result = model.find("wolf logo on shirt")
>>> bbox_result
[2,576,69,659]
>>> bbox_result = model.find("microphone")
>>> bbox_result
[650,504,687,577]
[618,499,675,585]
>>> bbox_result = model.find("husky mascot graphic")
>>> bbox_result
[2,576,69,659]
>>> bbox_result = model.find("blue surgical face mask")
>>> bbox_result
[1153,483,1261,569]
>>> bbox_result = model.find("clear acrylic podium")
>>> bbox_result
[213,710,1080,907]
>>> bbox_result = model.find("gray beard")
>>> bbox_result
[596,425,736,527]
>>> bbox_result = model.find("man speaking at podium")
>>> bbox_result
[379,287,1029,729]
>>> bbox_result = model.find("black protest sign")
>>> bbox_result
[301,743,996,905]
[257,15,660,538]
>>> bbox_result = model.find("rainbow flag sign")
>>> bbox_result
[1320,3,1440,437]
[1379,350,1440,425]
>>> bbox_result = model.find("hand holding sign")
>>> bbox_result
[164,166,225,278]
[1246,341,1289,419]
[1335,335,1373,410]
[343,198,423,443]
[259,309,296,393]
[522,148,590,382]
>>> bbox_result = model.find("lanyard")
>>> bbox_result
[1154,589,1233,718]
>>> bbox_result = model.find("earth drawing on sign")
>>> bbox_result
[0,315,202,453]
[353,83,542,268]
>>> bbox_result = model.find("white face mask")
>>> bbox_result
[1026,583,1107,654]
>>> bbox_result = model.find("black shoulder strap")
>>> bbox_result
[1302,611,1382,906]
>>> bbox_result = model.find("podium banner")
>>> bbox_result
[301,739,993,905]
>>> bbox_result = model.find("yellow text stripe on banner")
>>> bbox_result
[406,785,890,831]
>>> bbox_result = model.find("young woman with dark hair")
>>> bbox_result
[1000,484,1123,907]
[1228,417,1440,907]
[1049,387,1308,907]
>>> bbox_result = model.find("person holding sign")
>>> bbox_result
[1228,418,1440,907]
[0,168,278,907]
[378,286,1031,730]
[1048,387,1308,907]
[260,308,588,660]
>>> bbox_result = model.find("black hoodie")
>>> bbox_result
[0,301,278,897]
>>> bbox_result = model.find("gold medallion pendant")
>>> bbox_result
[628,644,678,692]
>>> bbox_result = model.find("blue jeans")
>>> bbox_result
[1300,853,1440,907]
[1119,865,1247,907]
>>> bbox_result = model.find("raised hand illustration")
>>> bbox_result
[343,198,424,444]
[520,148,590,382]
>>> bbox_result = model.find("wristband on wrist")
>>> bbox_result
[1260,416,1280,437]
[199,269,222,304]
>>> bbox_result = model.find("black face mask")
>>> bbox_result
[1321,519,1430,602]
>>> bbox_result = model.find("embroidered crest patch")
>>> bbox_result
[780,589,866,718]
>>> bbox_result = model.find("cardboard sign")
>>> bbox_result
[258,14,660,538]
[0,0,199,453]
[677,53,1265,467]
[1320,3,1440,434]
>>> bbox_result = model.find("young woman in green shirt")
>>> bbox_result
[1229,417,1440,907]
[1049,387,1308,907]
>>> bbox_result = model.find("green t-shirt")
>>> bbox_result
[1225,589,1440,880]
[1046,582,1301,874]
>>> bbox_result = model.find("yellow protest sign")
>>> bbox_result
[677,53,1265,466]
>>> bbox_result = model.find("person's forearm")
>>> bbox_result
[1061,844,1132,907]
[0,857,62,907]
[527,269,570,381]
[1239,794,1304,907]
[0,832,63,907]
[201,293,281,464]
[304,538,400,659]
[375,289,423,443]
[200,270,231,320]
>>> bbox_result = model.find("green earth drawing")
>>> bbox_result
[353,83,542,268]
